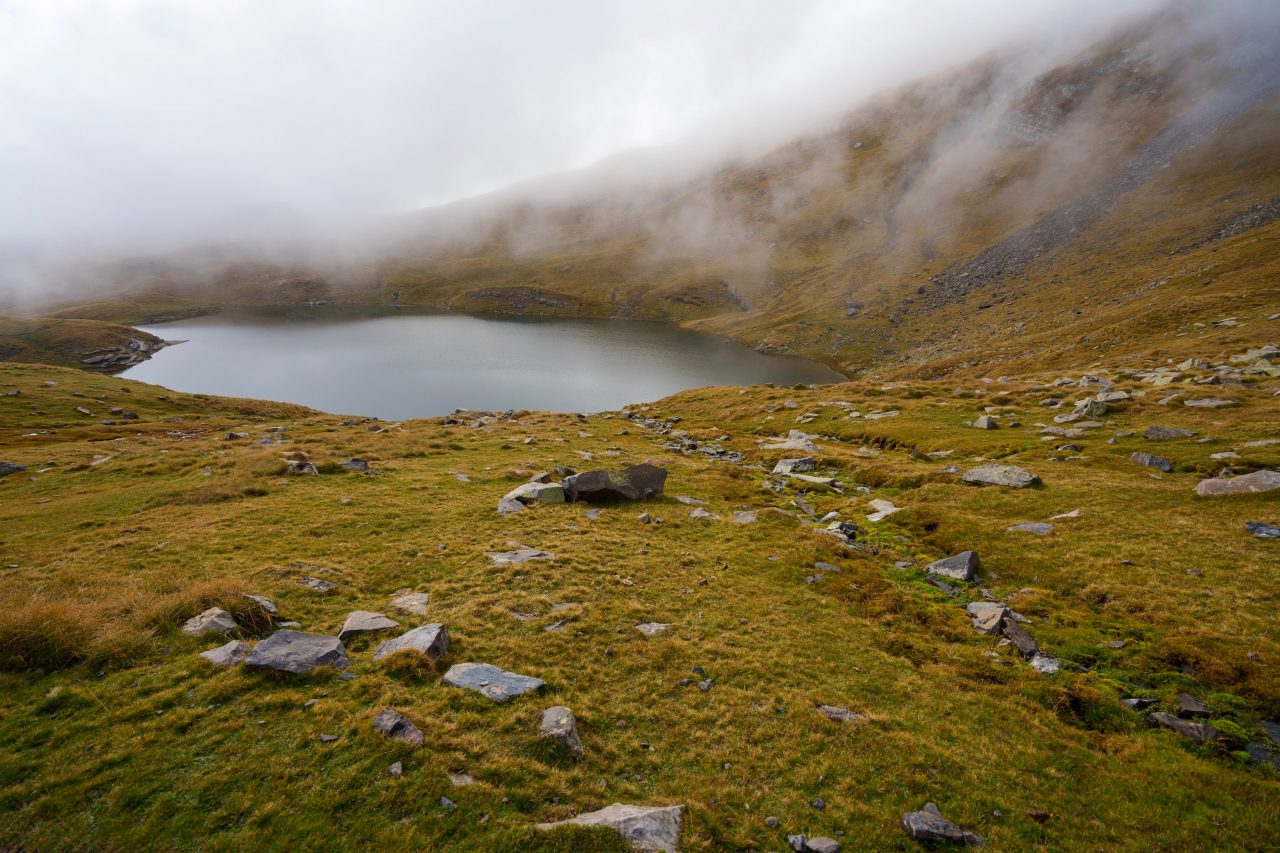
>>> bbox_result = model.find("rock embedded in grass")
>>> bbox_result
[1000,615,1039,659]
[1184,398,1236,408]
[373,623,449,661]
[1144,426,1196,440]
[1007,522,1052,535]
[962,464,1039,488]
[502,481,565,508]
[1149,712,1218,744]
[731,510,757,523]
[635,622,670,637]
[181,607,239,638]
[297,577,336,593]
[372,708,424,748]
[539,705,584,757]
[901,802,983,845]
[773,457,816,474]
[1193,469,1280,497]
[284,460,318,475]
[337,611,399,642]
[388,591,430,615]
[926,551,980,583]
[0,461,26,477]
[1177,692,1210,719]
[442,662,544,701]
[1246,521,1280,538]
[1130,452,1174,473]
[966,601,1009,633]
[970,415,998,429]
[487,546,555,565]
[244,630,350,674]
[867,499,901,522]
[536,803,682,852]
[818,705,864,722]
[199,639,249,666]
[242,594,276,614]
[562,463,667,502]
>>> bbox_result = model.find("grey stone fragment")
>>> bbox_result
[1130,452,1173,473]
[540,705,584,757]
[966,602,1009,634]
[926,551,980,582]
[442,662,544,702]
[338,610,399,641]
[285,460,318,475]
[199,640,249,666]
[901,802,983,845]
[1001,616,1039,659]
[1194,470,1280,497]
[635,622,670,637]
[0,461,26,477]
[1149,712,1218,743]
[1184,398,1236,408]
[805,839,842,853]
[962,464,1038,488]
[1144,426,1196,440]
[243,594,277,614]
[487,546,554,565]
[1246,521,1280,539]
[497,496,527,515]
[182,607,239,638]
[971,415,997,429]
[562,464,667,502]
[298,577,336,593]
[374,624,450,661]
[818,705,864,722]
[1177,692,1210,719]
[503,481,566,507]
[340,458,369,471]
[245,630,350,673]
[731,510,758,523]
[1007,522,1053,535]
[389,591,430,615]
[536,803,683,852]
[373,708,424,748]
[773,457,816,474]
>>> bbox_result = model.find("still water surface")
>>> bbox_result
[122,312,843,419]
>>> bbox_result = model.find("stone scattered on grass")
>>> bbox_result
[1130,452,1173,473]
[1183,398,1236,408]
[1007,522,1053,535]
[635,622,670,637]
[536,803,683,853]
[442,663,545,701]
[773,457,816,475]
[539,705,584,757]
[867,499,901,522]
[389,591,430,615]
[1149,712,1218,743]
[562,464,667,502]
[926,551,980,583]
[243,594,277,614]
[373,708,425,748]
[374,623,450,661]
[0,461,26,477]
[966,602,1009,634]
[1194,469,1280,497]
[1177,692,1210,719]
[340,458,369,472]
[689,507,720,520]
[901,802,983,845]
[1246,521,1280,539]
[245,630,350,674]
[284,460,318,475]
[502,481,565,508]
[1030,653,1060,674]
[199,640,249,666]
[962,464,1039,488]
[1001,615,1040,659]
[970,415,997,429]
[1144,426,1196,440]
[298,577,336,593]
[487,546,555,565]
[182,607,239,638]
[731,510,758,524]
[497,497,527,515]
[818,705,864,722]
[338,610,400,641]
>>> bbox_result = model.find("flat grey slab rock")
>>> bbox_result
[1007,522,1053,535]
[245,630,350,674]
[901,802,983,845]
[1246,521,1280,539]
[0,461,27,477]
[182,607,239,638]
[731,510,757,524]
[503,481,565,507]
[1144,425,1196,440]
[818,705,864,722]
[373,708,424,748]
[926,551,980,582]
[540,705,584,757]
[1195,469,1280,496]
[199,640,249,666]
[635,622,670,637]
[962,464,1039,488]
[298,577,336,593]
[243,594,277,614]
[488,546,555,565]
[772,457,816,474]
[338,610,400,641]
[389,591,430,615]
[562,464,667,502]
[1149,711,1218,743]
[537,803,683,852]
[966,601,1009,634]
[1130,452,1173,473]
[374,624,450,661]
[442,662,544,702]
[1184,398,1236,408]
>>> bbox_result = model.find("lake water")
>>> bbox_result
[121,311,843,419]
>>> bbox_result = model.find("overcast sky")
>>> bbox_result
[0,0,1174,256]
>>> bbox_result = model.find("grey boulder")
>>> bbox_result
[284,460,318,475]
[773,457,816,475]
[245,630,350,673]
[338,610,400,641]
[442,662,545,702]
[0,461,26,477]
[1144,426,1196,440]
[182,607,239,638]
[926,551,980,582]
[502,481,565,507]
[562,464,667,502]
[374,624,450,661]
[966,602,1009,634]
[488,546,555,565]
[199,640,250,666]
[1130,452,1173,473]
[1149,712,1218,744]
[373,708,425,748]
[901,802,983,845]
[962,464,1039,488]
[540,705,585,757]
[1007,522,1052,535]
[1246,521,1280,539]
[537,803,683,852]
[1194,469,1280,497]
[389,591,430,615]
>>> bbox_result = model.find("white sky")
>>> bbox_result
[0,0,1172,254]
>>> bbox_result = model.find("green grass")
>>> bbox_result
[1,361,1277,850]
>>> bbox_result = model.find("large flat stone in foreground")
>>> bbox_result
[962,464,1039,488]
[245,630,350,674]
[537,803,683,852]
[1194,469,1280,497]
[442,662,544,702]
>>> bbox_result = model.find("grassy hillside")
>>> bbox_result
[1,350,1277,849]
[0,316,169,372]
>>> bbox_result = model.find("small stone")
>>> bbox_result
[340,458,369,472]
[1149,711,1217,743]
[731,510,758,524]
[966,602,1009,634]
[284,459,318,475]
[442,662,544,701]
[1007,522,1052,535]
[962,464,1039,488]
[389,591,430,615]
[1130,452,1173,473]
[372,708,425,747]
[1184,398,1236,408]
[901,802,983,845]
[540,706,585,758]
[635,622,670,637]
[773,457,817,475]
[926,551,980,582]
[971,415,997,429]
[388,761,403,778]
[806,839,842,853]
[182,607,239,638]
[298,577,336,593]
[1177,692,1210,719]
[766,816,781,828]
[811,798,825,810]
[337,610,399,642]
[866,499,901,522]
[440,797,457,810]
[199,640,249,666]
[1245,521,1280,539]
[487,546,555,565]
[818,705,864,722]
[318,734,338,743]
[374,624,450,661]
[1001,616,1039,659]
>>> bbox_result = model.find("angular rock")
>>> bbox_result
[245,630,350,673]
[389,591,430,615]
[374,623,450,661]
[1130,452,1173,473]
[773,457,816,475]
[805,839,842,853]
[761,430,820,453]
[0,461,26,477]
[1194,470,1280,497]
[340,458,369,472]
[182,607,239,638]
[540,705,584,757]
[635,622,670,637]
[1030,653,1060,674]
[497,496,527,515]
[867,499,901,522]
[971,415,997,429]
[818,705,864,722]
[901,802,983,845]
[689,507,720,520]
[372,708,425,748]
[1144,426,1196,441]
[338,610,400,641]
[926,551,980,583]
[562,464,667,502]
[1177,692,1210,719]
[284,459,318,475]
[1149,711,1218,743]
[298,576,336,593]
[503,481,566,507]
[243,593,277,614]
[1007,522,1052,535]
[962,464,1039,488]
[199,639,250,666]
[966,602,1009,634]
[487,546,555,565]
[1246,521,1280,539]
[731,510,758,524]
[442,662,544,701]
[1001,615,1039,659]
[536,803,683,852]
[1184,398,1236,408]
